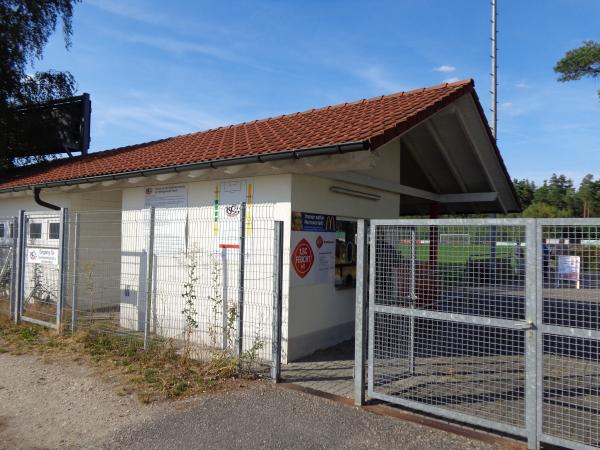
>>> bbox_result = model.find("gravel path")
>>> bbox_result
[0,353,162,449]
[0,352,503,450]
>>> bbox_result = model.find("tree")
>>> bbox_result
[554,40,600,98]
[512,178,536,209]
[578,174,600,218]
[521,202,570,219]
[0,0,80,169]
[534,174,577,213]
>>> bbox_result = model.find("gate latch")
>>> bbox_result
[514,320,535,330]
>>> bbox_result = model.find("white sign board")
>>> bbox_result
[557,255,581,288]
[144,185,188,255]
[144,185,188,209]
[27,248,59,266]
[290,212,336,287]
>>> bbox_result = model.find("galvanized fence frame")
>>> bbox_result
[10,205,285,381]
[356,218,600,450]
[0,215,18,320]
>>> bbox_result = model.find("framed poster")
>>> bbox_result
[290,211,336,287]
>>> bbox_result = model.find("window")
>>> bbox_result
[9,223,15,238]
[0,224,4,238]
[49,222,60,240]
[335,219,358,289]
[29,223,42,239]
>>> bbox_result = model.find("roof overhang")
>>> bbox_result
[319,91,519,215]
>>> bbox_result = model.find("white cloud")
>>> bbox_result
[95,102,227,139]
[105,30,236,61]
[515,81,530,89]
[434,65,456,73]
[355,66,402,93]
[443,77,460,83]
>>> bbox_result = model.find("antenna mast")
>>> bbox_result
[491,0,498,140]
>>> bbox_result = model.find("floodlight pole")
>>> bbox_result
[491,0,498,139]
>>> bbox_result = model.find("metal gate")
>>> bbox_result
[0,216,18,319]
[363,218,600,450]
[17,210,68,329]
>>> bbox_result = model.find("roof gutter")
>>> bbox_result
[0,140,371,194]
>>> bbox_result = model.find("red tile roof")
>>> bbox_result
[1,80,479,191]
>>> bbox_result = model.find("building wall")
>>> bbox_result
[287,139,401,360]
[119,174,292,361]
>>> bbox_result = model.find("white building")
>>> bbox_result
[0,80,519,361]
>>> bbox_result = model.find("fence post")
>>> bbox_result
[144,207,156,351]
[221,247,229,349]
[236,202,246,358]
[408,226,416,376]
[56,208,69,331]
[526,219,540,450]
[9,217,18,321]
[271,220,284,382]
[70,213,81,331]
[15,210,26,323]
[354,219,369,405]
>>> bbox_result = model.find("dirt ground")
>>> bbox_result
[0,352,506,450]
[0,352,163,449]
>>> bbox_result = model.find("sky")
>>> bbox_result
[37,0,599,186]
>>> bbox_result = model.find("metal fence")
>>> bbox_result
[360,218,600,450]
[0,216,17,320]
[9,205,284,376]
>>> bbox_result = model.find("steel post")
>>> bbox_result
[408,226,416,376]
[525,220,539,450]
[56,208,69,330]
[221,247,229,349]
[271,220,284,382]
[236,202,246,358]
[144,207,156,350]
[9,217,18,321]
[70,213,81,332]
[15,210,26,323]
[354,219,369,405]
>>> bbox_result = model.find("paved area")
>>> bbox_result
[0,351,501,449]
[113,384,500,450]
[282,339,355,398]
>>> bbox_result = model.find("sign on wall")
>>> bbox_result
[27,248,59,266]
[557,255,581,288]
[144,185,188,254]
[290,211,336,287]
[213,178,253,238]
[144,184,188,208]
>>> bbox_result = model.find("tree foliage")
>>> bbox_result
[0,0,80,168]
[513,173,600,218]
[554,40,600,97]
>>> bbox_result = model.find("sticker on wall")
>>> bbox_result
[213,178,253,238]
[144,184,188,208]
[290,211,336,287]
[27,248,59,266]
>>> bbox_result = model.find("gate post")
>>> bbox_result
[236,202,246,358]
[144,207,156,350]
[70,213,81,331]
[525,219,540,450]
[57,208,69,331]
[354,219,369,405]
[9,217,18,321]
[15,210,26,324]
[271,220,284,382]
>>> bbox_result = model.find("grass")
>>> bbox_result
[398,243,514,265]
[0,318,259,403]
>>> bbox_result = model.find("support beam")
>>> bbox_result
[425,121,467,193]
[319,171,497,204]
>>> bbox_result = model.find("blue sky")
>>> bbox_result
[37,0,599,185]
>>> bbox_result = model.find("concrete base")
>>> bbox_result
[287,320,354,362]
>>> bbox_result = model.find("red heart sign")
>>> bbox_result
[292,238,314,278]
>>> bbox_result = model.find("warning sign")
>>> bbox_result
[292,239,314,278]
[290,211,335,287]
